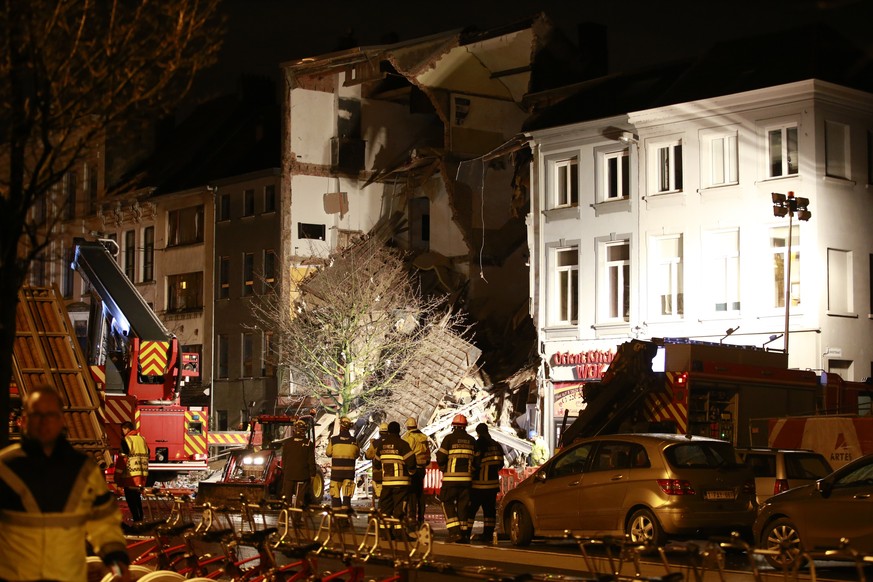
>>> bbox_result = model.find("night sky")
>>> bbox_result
[189,0,873,103]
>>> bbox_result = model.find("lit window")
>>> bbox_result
[706,230,740,312]
[653,141,683,193]
[553,158,579,207]
[770,226,801,309]
[827,248,853,313]
[168,205,204,246]
[767,125,798,178]
[167,272,203,312]
[603,241,630,321]
[552,247,578,325]
[652,235,683,317]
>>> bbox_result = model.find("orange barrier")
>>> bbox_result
[424,461,442,495]
[497,467,537,501]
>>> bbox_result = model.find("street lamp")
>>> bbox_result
[771,191,811,355]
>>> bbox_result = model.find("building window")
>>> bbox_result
[216,334,229,379]
[825,121,850,179]
[218,193,231,221]
[218,256,230,299]
[652,235,683,317]
[64,171,77,219]
[552,247,579,325]
[827,248,853,313]
[770,225,801,309]
[409,197,430,251]
[767,124,799,178]
[603,149,629,200]
[602,241,630,321]
[264,185,276,213]
[653,141,683,193]
[263,250,276,289]
[243,188,255,217]
[702,131,738,187]
[553,157,579,207]
[168,205,204,246]
[142,226,154,282]
[167,272,204,312]
[298,223,326,241]
[242,333,254,377]
[706,230,740,312]
[123,230,136,281]
[243,252,254,296]
[264,331,275,377]
[62,246,74,298]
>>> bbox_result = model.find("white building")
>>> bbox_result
[526,80,873,452]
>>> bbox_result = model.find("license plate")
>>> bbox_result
[705,490,735,500]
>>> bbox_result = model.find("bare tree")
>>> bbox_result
[252,238,467,419]
[0,0,223,446]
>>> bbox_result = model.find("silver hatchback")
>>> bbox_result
[500,433,757,547]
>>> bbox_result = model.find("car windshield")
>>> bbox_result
[664,441,740,468]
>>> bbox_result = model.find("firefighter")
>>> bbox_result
[119,420,149,523]
[375,421,416,537]
[436,414,477,543]
[402,416,431,527]
[468,423,505,542]
[364,422,388,509]
[326,416,359,515]
[281,419,316,511]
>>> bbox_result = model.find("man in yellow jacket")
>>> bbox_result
[0,386,130,582]
[119,421,149,522]
[402,417,431,527]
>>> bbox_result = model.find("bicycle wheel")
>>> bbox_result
[137,570,186,582]
[99,565,155,582]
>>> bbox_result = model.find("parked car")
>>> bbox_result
[754,453,873,569]
[499,433,757,547]
[736,447,833,506]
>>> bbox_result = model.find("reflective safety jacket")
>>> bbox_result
[120,430,149,487]
[436,428,477,484]
[472,435,504,490]
[402,428,432,468]
[364,437,383,483]
[326,429,359,482]
[376,433,415,487]
[0,436,128,582]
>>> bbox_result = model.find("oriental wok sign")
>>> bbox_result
[551,349,614,381]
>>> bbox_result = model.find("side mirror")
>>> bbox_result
[816,478,833,498]
[535,470,547,482]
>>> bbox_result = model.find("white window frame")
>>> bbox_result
[701,129,738,187]
[552,157,579,208]
[551,246,579,325]
[599,240,630,322]
[650,139,683,193]
[705,229,740,314]
[769,225,801,309]
[651,234,683,319]
[765,123,799,178]
[825,120,850,179]
[599,148,630,201]
[827,248,853,314]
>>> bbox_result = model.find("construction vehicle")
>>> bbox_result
[197,414,324,507]
[69,237,208,479]
[559,338,820,449]
[750,373,873,469]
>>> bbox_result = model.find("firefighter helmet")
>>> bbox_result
[451,414,467,427]
[339,416,353,428]
[295,419,308,430]
[405,417,417,429]
[379,422,389,432]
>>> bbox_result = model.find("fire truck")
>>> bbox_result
[70,238,208,478]
[559,338,820,448]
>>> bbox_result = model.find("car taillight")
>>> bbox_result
[773,478,789,495]
[657,479,696,495]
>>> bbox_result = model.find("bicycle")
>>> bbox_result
[125,494,198,571]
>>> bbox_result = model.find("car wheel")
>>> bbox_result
[760,517,805,570]
[626,508,665,548]
[507,503,534,546]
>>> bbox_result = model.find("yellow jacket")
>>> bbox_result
[0,437,128,582]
